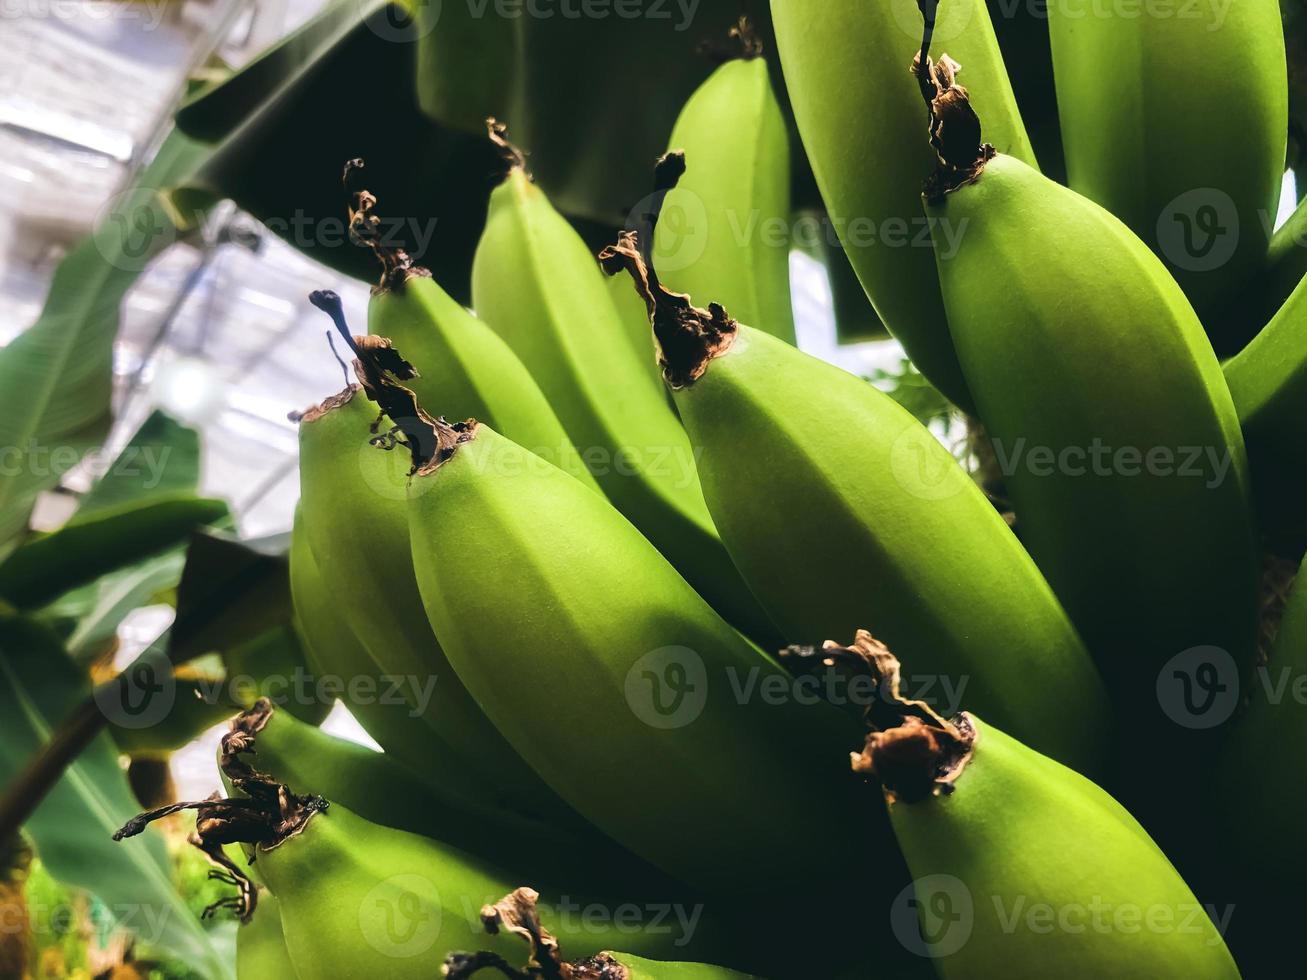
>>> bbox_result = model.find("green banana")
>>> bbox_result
[598,220,1109,775]
[115,719,729,980]
[653,49,795,345]
[817,632,1240,979]
[771,0,1035,409]
[443,887,758,980]
[237,889,298,980]
[1222,272,1307,548]
[235,699,682,901]
[224,623,330,726]
[404,419,878,897]
[1047,0,1287,337]
[470,141,780,647]
[346,169,600,494]
[922,76,1260,726]
[296,381,580,824]
[289,504,439,774]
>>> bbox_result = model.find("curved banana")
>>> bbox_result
[771,0,1035,409]
[236,890,298,980]
[471,139,781,647]
[1047,0,1287,338]
[823,632,1239,979]
[923,78,1260,730]
[654,50,795,345]
[404,419,881,897]
[444,887,759,980]
[599,227,1109,775]
[347,171,600,493]
[296,385,580,825]
[1223,274,1307,549]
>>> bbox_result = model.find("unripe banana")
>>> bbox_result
[443,887,758,980]
[1047,0,1287,336]
[815,632,1240,979]
[296,384,581,824]
[771,0,1035,409]
[1222,274,1307,549]
[599,224,1109,775]
[471,139,780,647]
[923,81,1260,728]
[404,419,881,897]
[345,169,601,494]
[235,699,685,902]
[653,50,795,345]
[236,889,298,980]
[260,803,716,980]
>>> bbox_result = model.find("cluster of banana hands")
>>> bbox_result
[112,3,1307,978]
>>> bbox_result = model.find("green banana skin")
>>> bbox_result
[928,153,1261,726]
[771,0,1035,410]
[224,623,330,726]
[655,57,796,345]
[607,954,758,980]
[405,422,879,897]
[297,387,581,824]
[471,167,782,648]
[642,305,1109,774]
[257,803,725,980]
[237,889,299,979]
[1047,0,1288,336]
[886,717,1240,979]
[367,272,602,495]
[1223,272,1307,549]
[238,701,690,904]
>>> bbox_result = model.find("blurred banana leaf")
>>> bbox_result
[173,1,798,295]
[77,411,202,515]
[45,411,210,662]
[0,617,234,980]
[0,131,214,553]
[169,529,291,666]
[0,495,229,612]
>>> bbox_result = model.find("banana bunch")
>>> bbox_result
[183,5,1307,977]
[1047,0,1288,342]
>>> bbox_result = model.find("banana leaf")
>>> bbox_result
[0,617,235,980]
[0,495,228,612]
[0,131,213,552]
